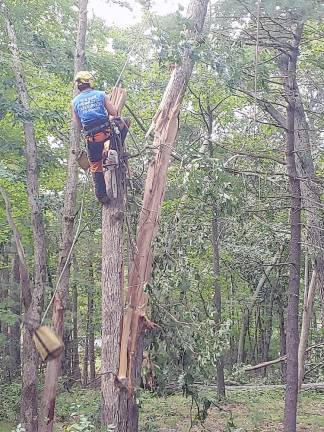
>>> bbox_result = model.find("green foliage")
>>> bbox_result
[0,382,21,422]
[64,404,95,432]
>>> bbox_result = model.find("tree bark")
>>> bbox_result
[298,269,316,389]
[282,26,303,432]
[114,2,209,429]
[212,212,226,398]
[9,243,21,377]
[88,268,96,382]
[278,300,287,380]
[0,248,10,381]
[72,278,81,381]
[39,1,87,430]
[0,4,48,428]
[101,160,127,430]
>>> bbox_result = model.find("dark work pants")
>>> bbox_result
[86,118,130,203]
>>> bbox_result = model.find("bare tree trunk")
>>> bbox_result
[0,190,37,431]
[39,1,87,430]
[298,270,316,389]
[294,90,324,329]
[278,301,287,380]
[0,5,48,430]
[237,248,283,364]
[0,248,9,380]
[88,272,96,382]
[83,265,96,386]
[212,212,225,398]
[261,286,275,376]
[101,161,127,430]
[72,280,81,381]
[9,243,21,377]
[282,27,303,432]
[83,334,89,386]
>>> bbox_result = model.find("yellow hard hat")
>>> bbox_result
[74,70,95,87]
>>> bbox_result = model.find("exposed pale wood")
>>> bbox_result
[116,4,209,429]
[244,342,324,372]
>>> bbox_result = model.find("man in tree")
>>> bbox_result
[72,70,129,203]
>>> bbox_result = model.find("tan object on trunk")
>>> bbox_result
[33,326,64,362]
[77,149,90,171]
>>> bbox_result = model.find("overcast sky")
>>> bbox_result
[88,0,190,27]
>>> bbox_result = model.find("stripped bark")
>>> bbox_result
[39,1,87,430]
[115,0,209,429]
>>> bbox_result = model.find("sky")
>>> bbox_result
[89,0,190,27]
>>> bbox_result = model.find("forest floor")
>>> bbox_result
[0,387,323,431]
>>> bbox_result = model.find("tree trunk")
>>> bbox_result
[88,270,96,382]
[83,265,96,386]
[237,248,283,364]
[278,301,287,380]
[282,27,303,432]
[298,270,316,389]
[39,1,87,430]
[72,280,81,381]
[118,9,209,428]
[294,89,324,330]
[9,243,21,378]
[0,248,9,381]
[212,212,226,398]
[0,5,48,430]
[259,283,275,377]
[83,334,89,386]
[101,158,127,430]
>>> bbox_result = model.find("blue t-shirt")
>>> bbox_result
[73,89,108,128]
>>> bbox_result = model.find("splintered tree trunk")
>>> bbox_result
[115,1,209,429]
[212,212,225,397]
[283,28,303,432]
[101,158,127,429]
[39,1,87,430]
[0,5,47,430]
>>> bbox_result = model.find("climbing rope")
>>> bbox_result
[41,42,141,326]
[41,175,88,325]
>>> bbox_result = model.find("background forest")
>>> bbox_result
[0,0,324,431]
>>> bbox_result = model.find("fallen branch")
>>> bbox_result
[244,342,324,372]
